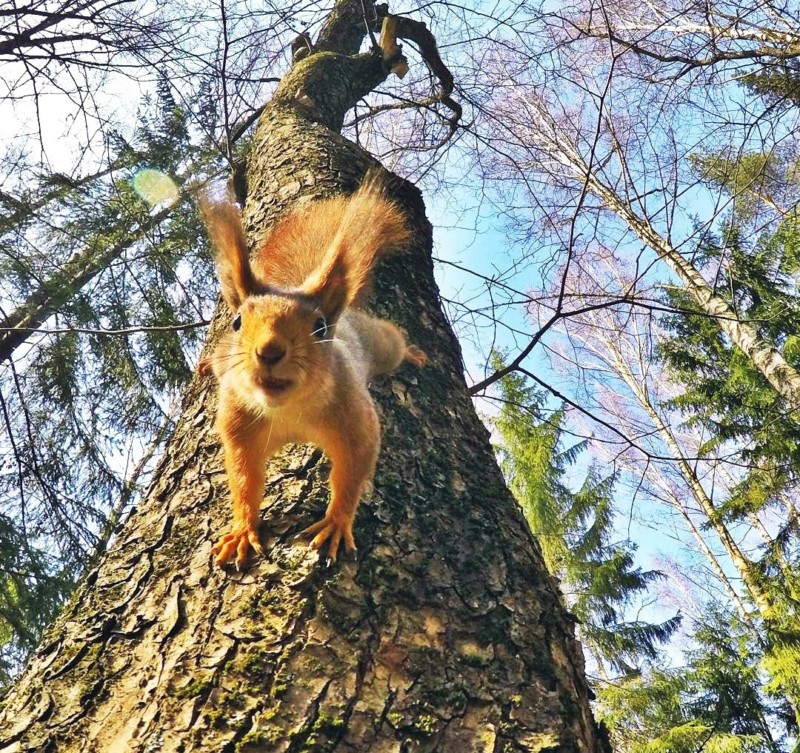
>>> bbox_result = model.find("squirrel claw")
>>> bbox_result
[303,515,356,562]
[212,526,263,569]
[250,537,265,557]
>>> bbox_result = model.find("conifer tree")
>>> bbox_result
[493,358,680,674]
[597,609,788,753]
[0,80,223,678]
[0,3,608,750]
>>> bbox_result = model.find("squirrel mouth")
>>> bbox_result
[258,375,293,395]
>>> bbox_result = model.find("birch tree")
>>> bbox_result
[547,252,800,726]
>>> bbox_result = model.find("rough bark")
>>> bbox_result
[0,4,608,752]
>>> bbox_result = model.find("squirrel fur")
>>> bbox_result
[200,173,427,569]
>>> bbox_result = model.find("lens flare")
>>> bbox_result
[132,169,179,207]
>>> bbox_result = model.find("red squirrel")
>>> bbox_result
[199,173,427,569]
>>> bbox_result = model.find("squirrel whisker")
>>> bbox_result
[210,350,247,363]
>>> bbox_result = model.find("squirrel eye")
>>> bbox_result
[312,316,328,339]
[232,312,242,331]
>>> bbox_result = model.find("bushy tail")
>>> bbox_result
[323,167,411,271]
[253,168,412,311]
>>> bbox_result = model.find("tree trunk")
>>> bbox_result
[0,5,608,752]
[0,202,175,364]
[569,316,756,620]
[599,186,800,414]
[602,338,776,618]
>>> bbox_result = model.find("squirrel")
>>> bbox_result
[199,172,427,569]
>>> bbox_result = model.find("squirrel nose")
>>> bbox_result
[256,341,286,366]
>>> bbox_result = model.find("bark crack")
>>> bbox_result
[285,679,333,753]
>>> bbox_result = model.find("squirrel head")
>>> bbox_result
[222,291,334,408]
[206,230,354,408]
[200,171,409,408]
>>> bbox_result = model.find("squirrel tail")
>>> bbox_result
[326,167,412,266]
[304,169,411,312]
[253,169,412,313]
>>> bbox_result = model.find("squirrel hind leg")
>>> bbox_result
[355,314,426,374]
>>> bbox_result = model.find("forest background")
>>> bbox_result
[3,0,800,751]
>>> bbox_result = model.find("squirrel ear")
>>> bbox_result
[199,194,256,310]
[301,249,352,321]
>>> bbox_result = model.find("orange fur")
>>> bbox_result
[199,196,254,310]
[200,172,426,569]
[252,171,411,298]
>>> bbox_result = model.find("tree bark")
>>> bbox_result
[0,4,608,752]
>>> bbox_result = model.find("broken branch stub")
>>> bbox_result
[379,15,409,78]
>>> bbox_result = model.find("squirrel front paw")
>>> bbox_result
[212,525,265,570]
[303,514,356,562]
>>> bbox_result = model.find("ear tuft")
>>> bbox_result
[199,191,256,311]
